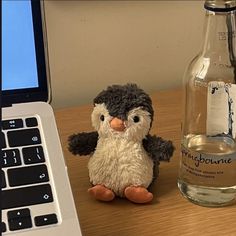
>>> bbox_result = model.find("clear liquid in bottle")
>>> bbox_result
[178,134,236,207]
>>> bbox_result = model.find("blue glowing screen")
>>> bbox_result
[2,0,39,91]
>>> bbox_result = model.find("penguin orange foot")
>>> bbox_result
[124,186,153,204]
[88,185,115,201]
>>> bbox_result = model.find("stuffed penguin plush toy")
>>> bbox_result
[68,84,174,204]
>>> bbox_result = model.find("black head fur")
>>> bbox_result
[93,84,154,122]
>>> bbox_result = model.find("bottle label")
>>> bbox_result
[180,146,236,187]
[207,82,236,138]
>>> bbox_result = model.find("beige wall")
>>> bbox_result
[44,1,205,109]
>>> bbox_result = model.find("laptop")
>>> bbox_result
[2,1,82,235]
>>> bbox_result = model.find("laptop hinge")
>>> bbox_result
[2,103,13,108]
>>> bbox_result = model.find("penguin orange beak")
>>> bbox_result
[110,117,126,132]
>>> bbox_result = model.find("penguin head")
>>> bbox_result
[91,84,154,141]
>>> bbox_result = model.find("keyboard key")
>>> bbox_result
[8,208,31,220]
[2,170,6,188]
[26,117,38,127]
[8,209,32,231]
[2,119,23,130]
[7,128,41,147]
[8,217,32,231]
[35,213,58,227]
[1,222,6,233]
[8,164,49,187]
[1,132,6,149]
[1,149,21,168]
[22,146,45,164]
[2,184,53,210]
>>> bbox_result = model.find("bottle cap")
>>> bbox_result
[204,0,236,12]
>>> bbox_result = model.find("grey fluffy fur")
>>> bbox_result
[68,132,98,155]
[94,84,154,122]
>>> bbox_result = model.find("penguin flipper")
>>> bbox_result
[68,131,98,156]
[142,134,175,162]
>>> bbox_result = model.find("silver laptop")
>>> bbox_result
[2,1,82,235]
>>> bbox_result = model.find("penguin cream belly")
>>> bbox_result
[88,137,154,197]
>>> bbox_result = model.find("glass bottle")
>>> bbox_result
[178,0,236,207]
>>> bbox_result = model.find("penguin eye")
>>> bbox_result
[133,116,140,123]
[100,115,105,121]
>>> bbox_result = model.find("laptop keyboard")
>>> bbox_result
[1,117,59,233]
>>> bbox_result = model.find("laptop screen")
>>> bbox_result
[2,0,49,107]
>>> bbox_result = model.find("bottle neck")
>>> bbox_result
[201,10,236,61]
